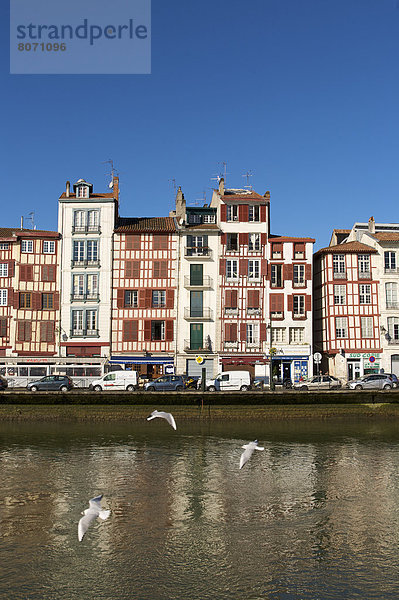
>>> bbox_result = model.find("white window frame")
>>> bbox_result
[87,240,99,262]
[72,274,85,297]
[21,240,33,253]
[289,327,305,344]
[86,310,98,332]
[385,251,396,271]
[335,317,348,338]
[358,254,370,274]
[226,260,238,280]
[0,289,7,306]
[43,241,55,254]
[124,289,138,308]
[248,233,261,251]
[248,260,260,280]
[226,205,238,222]
[202,214,215,224]
[77,185,89,198]
[388,317,399,340]
[152,290,166,308]
[246,323,259,345]
[359,284,371,304]
[333,254,345,273]
[361,316,373,338]
[293,264,305,285]
[293,295,305,316]
[271,327,285,343]
[334,285,346,305]
[0,263,8,277]
[248,205,260,222]
[87,274,99,297]
[0,243,9,250]
[386,282,398,308]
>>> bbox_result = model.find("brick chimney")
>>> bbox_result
[175,186,186,221]
[66,181,70,198]
[112,176,119,201]
[368,216,375,234]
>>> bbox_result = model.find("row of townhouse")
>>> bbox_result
[0,176,315,383]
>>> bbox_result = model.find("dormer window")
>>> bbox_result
[77,185,89,199]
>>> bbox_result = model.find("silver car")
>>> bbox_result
[294,375,342,391]
[347,374,393,390]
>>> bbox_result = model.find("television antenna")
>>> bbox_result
[211,160,229,185]
[26,211,35,230]
[242,170,254,190]
[169,178,177,195]
[103,159,119,188]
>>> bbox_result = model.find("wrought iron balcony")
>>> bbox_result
[333,272,347,279]
[386,303,399,310]
[71,293,100,302]
[183,339,212,353]
[184,246,213,259]
[70,328,99,338]
[71,260,100,268]
[358,271,371,279]
[184,307,213,320]
[72,225,101,234]
[184,275,212,288]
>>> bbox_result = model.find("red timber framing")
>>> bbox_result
[0,229,61,356]
[111,219,177,368]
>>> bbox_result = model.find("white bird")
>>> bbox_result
[239,440,264,469]
[146,410,177,430]
[78,494,110,542]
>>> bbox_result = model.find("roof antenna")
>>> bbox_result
[103,159,119,188]
[169,178,177,195]
[242,170,254,190]
[26,211,35,230]
[211,161,229,185]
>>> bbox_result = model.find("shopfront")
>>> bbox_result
[271,355,309,384]
[347,353,381,379]
[109,356,174,379]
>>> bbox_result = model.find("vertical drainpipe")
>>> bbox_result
[174,218,181,374]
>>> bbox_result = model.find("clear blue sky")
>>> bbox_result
[1,0,399,249]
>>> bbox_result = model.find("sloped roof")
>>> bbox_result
[269,235,315,243]
[373,232,399,242]
[315,241,378,256]
[0,228,60,239]
[59,192,115,199]
[222,189,268,202]
[115,217,177,233]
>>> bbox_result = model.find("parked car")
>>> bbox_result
[89,370,138,391]
[294,375,342,391]
[0,375,8,391]
[199,371,251,392]
[383,373,399,388]
[144,375,186,392]
[27,375,73,392]
[347,374,394,390]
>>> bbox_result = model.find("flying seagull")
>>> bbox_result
[147,410,177,430]
[239,440,264,469]
[78,494,110,542]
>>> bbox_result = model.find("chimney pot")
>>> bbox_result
[66,181,70,198]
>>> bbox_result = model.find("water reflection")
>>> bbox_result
[1,420,399,599]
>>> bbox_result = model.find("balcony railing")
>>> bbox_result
[386,303,399,310]
[72,225,101,234]
[225,307,238,314]
[247,307,261,315]
[359,271,371,279]
[184,275,212,288]
[71,293,100,302]
[71,260,100,268]
[270,311,284,320]
[224,341,239,348]
[293,280,306,288]
[388,338,399,345]
[385,267,399,274]
[184,339,212,352]
[70,328,99,337]
[333,271,346,279]
[184,307,213,320]
[184,246,213,259]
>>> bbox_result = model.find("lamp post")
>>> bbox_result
[267,321,275,391]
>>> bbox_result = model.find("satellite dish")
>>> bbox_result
[108,180,114,188]
[179,218,184,225]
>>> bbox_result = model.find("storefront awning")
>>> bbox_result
[110,356,174,365]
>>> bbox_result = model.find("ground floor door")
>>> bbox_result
[391,355,399,377]
[190,323,203,350]
[347,360,361,380]
[186,359,214,378]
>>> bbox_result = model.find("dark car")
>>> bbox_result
[27,375,73,392]
[182,375,200,389]
[0,375,8,391]
[144,375,186,392]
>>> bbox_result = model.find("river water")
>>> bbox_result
[1,418,399,599]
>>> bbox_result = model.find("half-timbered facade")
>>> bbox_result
[111,216,178,378]
[0,228,60,357]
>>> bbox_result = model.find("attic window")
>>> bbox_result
[77,185,89,199]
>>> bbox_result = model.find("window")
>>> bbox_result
[72,241,98,264]
[226,205,238,221]
[124,290,138,308]
[271,264,282,287]
[188,214,202,224]
[151,320,165,341]
[248,233,261,251]
[186,235,209,256]
[123,320,138,341]
[86,310,98,333]
[358,254,370,276]
[42,265,56,282]
[388,317,399,340]
[43,241,55,254]
[0,263,8,277]
[73,241,85,263]
[248,260,260,279]
[385,251,396,272]
[293,295,305,317]
[361,317,373,338]
[0,243,9,250]
[271,243,282,259]
[153,235,169,250]
[21,240,33,253]
[88,210,99,230]
[289,327,305,344]
[40,321,55,343]
[87,240,98,262]
[293,264,305,286]
[225,289,238,309]
[334,285,346,305]
[333,254,345,275]
[386,282,398,308]
[359,284,371,304]
[202,214,215,223]
[72,310,84,335]
[335,317,348,338]
[86,274,99,298]
[248,205,260,222]
[152,290,166,308]
[0,289,7,306]
[153,261,168,278]
[17,321,31,342]
[271,328,285,343]
[226,260,238,279]
[73,210,85,230]
[19,292,31,308]
[226,233,238,251]
[77,185,89,198]
[246,323,259,345]
[294,243,305,259]
[72,274,85,298]
[125,260,141,278]
[42,293,54,309]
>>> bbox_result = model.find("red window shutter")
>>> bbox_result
[125,261,133,278]
[33,293,42,310]
[132,261,140,278]
[49,265,56,282]
[305,264,312,280]
[126,236,141,250]
[125,236,133,250]
[27,265,33,281]
[261,233,267,246]
[0,318,7,337]
[153,262,159,278]
[7,260,15,277]
[225,323,230,340]
[144,320,151,341]
[117,289,124,308]
[219,259,226,275]
[231,289,238,308]
[53,293,60,310]
[19,265,26,281]
[260,205,267,222]
[13,290,19,309]
[248,290,259,308]
[139,289,147,308]
[123,320,138,341]
[7,288,14,307]
[166,289,174,308]
[165,320,174,341]
[42,265,55,282]
[239,259,247,276]
[153,236,160,250]
[305,295,312,311]
[225,289,231,308]
[240,323,247,341]
[221,233,226,246]
[220,204,227,222]
[239,233,248,246]
[26,321,32,341]
[270,293,284,312]
[239,204,248,222]
[287,295,293,311]
[283,264,293,280]
[154,235,168,250]
[145,289,152,307]
[230,323,237,341]
[261,260,267,277]
[260,323,267,341]
[162,261,168,277]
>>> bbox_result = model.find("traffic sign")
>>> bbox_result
[196,355,204,365]
[314,352,322,364]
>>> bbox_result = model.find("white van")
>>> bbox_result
[89,370,138,391]
[203,371,251,392]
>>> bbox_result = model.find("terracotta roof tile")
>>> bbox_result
[0,227,59,239]
[315,241,377,255]
[269,235,315,243]
[185,223,220,230]
[115,217,177,233]
[373,232,399,242]
[59,192,115,199]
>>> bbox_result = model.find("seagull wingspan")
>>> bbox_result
[239,447,254,469]
[147,410,177,430]
[78,510,98,542]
